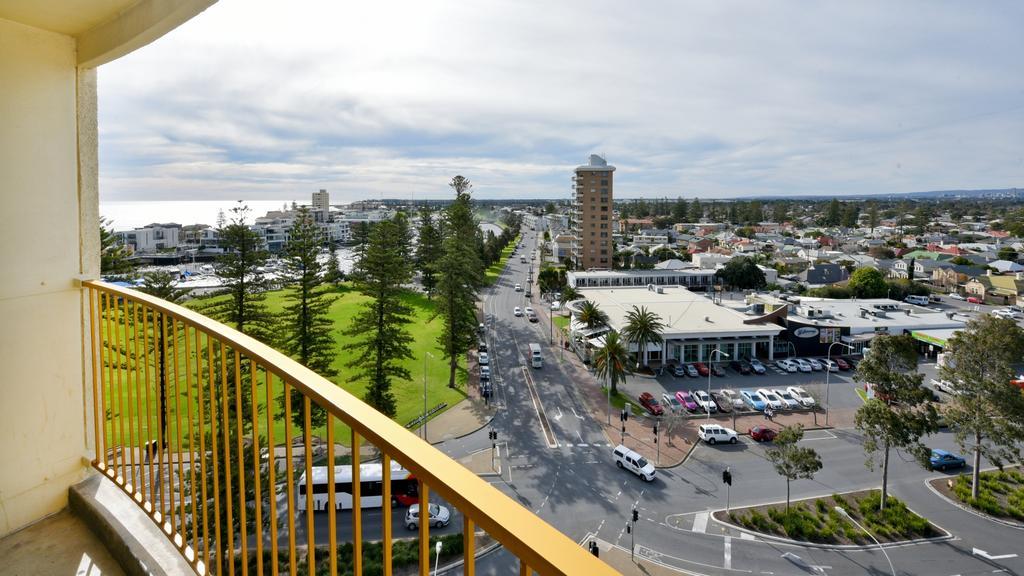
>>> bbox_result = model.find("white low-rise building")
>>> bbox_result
[118,223,181,253]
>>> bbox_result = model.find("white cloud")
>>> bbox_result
[98,0,1024,201]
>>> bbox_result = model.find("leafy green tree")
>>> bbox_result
[715,256,767,290]
[671,197,687,221]
[997,246,1018,262]
[393,211,414,259]
[279,207,338,431]
[544,202,557,214]
[941,316,1024,499]
[772,202,789,223]
[436,176,483,388]
[415,208,443,298]
[824,198,842,226]
[765,425,822,511]
[199,203,275,342]
[841,203,860,228]
[100,217,134,276]
[854,334,938,510]
[576,300,608,329]
[620,305,665,368]
[593,331,632,397]
[847,267,888,298]
[344,218,414,416]
[324,247,345,285]
[689,198,703,222]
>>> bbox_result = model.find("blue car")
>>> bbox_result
[929,449,966,472]
[740,390,765,411]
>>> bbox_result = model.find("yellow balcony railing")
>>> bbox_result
[83,280,616,575]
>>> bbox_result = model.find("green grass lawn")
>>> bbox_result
[483,235,519,286]
[99,283,467,449]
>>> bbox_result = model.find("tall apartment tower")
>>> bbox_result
[312,189,330,222]
[571,154,615,270]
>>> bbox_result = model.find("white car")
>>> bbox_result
[993,308,1022,319]
[792,358,812,373]
[756,388,784,410]
[551,301,561,311]
[405,503,451,530]
[787,386,816,407]
[822,358,839,372]
[772,388,801,409]
[692,390,717,413]
[697,424,738,445]
[776,359,798,373]
[514,283,523,292]
[478,352,489,365]
[931,378,960,396]
[513,306,523,316]
[805,358,823,371]
[524,306,535,316]
[949,292,966,300]
[480,365,491,380]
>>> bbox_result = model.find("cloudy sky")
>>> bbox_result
[98,1,1024,202]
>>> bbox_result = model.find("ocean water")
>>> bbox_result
[100,199,303,230]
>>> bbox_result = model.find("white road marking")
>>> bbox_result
[724,536,732,570]
[554,406,563,420]
[740,532,755,540]
[571,406,584,419]
[973,548,1018,561]
[576,430,584,443]
[692,512,709,533]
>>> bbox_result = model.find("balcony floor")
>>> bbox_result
[0,510,124,576]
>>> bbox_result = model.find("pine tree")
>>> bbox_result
[415,208,442,298]
[279,207,339,432]
[343,218,414,416]
[436,176,483,388]
[100,217,134,276]
[688,198,703,222]
[324,247,345,285]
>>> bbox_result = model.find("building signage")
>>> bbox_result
[793,327,819,339]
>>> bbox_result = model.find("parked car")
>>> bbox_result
[993,308,1023,319]
[730,360,751,374]
[671,363,687,377]
[711,391,734,413]
[841,356,859,369]
[676,391,699,412]
[514,283,523,292]
[792,358,812,373]
[527,311,539,323]
[756,388,784,410]
[405,503,451,530]
[478,352,489,365]
[771,388,801,409]
[480,365,491,380]
[662,393,683,413]
[711,364,727,377]
[787,386,816,408]
[776,359,798,373]
[950,292,966,300]
[967,296,982,304]
[613,444,656,482]
[524,306,535,316]
[805,358,823,371]
[747,358,767,374]
[692,389,717,413]
[749,425,777,442]
[684,364,699,378]
[822,358,839,372]
[513,306,523,316]
[698,424,738,445]
[834,357,851,371]
[929,449,966,472]
[693,362,710,377]
[716,389,745,411]
[740,390,766,411]
[478,339,487,353]
[930,378,960,396]
[638,392,664,416]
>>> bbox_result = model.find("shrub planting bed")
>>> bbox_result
[933,468,1024,523]
[715,490,941,545]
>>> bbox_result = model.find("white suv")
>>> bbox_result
[612,444,656,481]
[697,424,738,445]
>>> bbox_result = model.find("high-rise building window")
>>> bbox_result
[601,179,608,186]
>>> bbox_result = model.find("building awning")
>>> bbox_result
[910,328,960,349]
[841,333,877,344]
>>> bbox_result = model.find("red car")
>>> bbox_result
[693,362,710,377]
[749,425,777,442]
[638,392,664,416]
[834,357,851,371]
[967,296,982,304]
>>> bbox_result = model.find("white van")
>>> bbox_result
[612,444,656,481]
[905,295,930,306]
[528,343,542,368]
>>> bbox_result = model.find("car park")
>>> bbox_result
[698,424,738,445]
[676,391,699,412]
[772,388,801,409]
[822,358,839,372]
[747,358,766,374]
[834,357,850,371]
[613,444,656,481]
[776,359,798,373]
[929,449,966,471]
[717,389,745,411]
[478,352,489,365]
[693,362,710,376]
[740,390,766,411]
[787,386,816,407]
[805,358,823,371]
[756,388,784,410]
[792,358,812,373]
[730,360,752,375]
[662,393,683,413]
[685,364,699,378]
[405,503,451,530]
[749,425,777,442]
[692,389,717,413]
[638,392,664,416]
[711,364,726,377]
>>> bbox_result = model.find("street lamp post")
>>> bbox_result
[825,341,853,426]
[834,506,895,576]
[433,540,443,576]
[707,349,730,421]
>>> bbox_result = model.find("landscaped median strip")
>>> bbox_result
[709,489,953,550]
[925,466,1024,530]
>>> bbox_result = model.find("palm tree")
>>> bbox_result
[593,331,631,397]
[576,300,608,329]
[561,284,580,302]
[620,305,665,369]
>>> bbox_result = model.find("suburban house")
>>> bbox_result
[932,264,985,290]
[964,272,1024,305]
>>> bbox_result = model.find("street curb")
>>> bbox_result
[428,400,495,446]
[707,494,954,551]
[923,474,1024,531]
[435,539,503,575]
[656,440,698,470]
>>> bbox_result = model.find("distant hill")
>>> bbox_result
[742,188,1024,201]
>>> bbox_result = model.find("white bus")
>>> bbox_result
[297,460,419,512]
[529,343,542,368]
